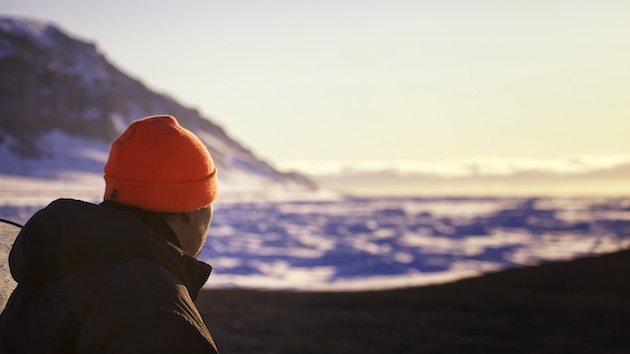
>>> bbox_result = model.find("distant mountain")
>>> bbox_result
[0,17,317,192]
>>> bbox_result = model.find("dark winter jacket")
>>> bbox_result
[0,199,219,353]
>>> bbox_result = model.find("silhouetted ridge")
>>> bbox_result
[0,16,316,190]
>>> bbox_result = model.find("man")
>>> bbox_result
[0,115,220,353]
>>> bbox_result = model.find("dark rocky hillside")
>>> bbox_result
[0,17,316,189]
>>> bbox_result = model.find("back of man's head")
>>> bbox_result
[103,115,218,212]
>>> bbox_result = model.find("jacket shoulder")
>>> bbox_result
[95,306,219,353]
[67,259,216,352]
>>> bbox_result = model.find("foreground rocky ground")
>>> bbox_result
[198,248,630,353]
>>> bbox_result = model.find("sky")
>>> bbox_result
[2,0,630,194]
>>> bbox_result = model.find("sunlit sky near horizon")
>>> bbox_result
[2,0,630,177]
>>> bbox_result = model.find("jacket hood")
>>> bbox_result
[9,199,211,299]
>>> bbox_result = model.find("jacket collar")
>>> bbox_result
[10,199,212,300]
[99,201,182,248]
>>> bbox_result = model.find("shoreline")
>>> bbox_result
[197,248,630,353]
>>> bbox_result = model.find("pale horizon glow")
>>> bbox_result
[1,0,630,195]
[277,154,630,176]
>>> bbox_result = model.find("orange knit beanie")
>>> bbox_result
[103,115,218,212]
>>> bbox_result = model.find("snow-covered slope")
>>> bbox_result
[0,17,317,195]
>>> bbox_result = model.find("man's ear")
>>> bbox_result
[162,212,194,224]
[181,211,194,224]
